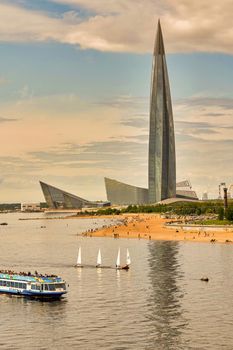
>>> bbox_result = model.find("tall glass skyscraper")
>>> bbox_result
[105,21,177,205]
[148,20,176,203]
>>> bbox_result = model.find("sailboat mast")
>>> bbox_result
[77,247,81,265]
[97,249,102,266]
[126,248,131,265]
[116,248,121,268]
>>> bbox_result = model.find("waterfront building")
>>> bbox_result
[21,203,41,212]
[148,20,176,203]
[105,178,197,205]
[202,192,208,201]
[104,178,148,206]
[105,21,197,205]
[40,21,198,208]
[40,182,110,210]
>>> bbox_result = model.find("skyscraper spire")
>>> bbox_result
[154,19,165,55]
[148,20,176,203]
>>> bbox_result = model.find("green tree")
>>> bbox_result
[218,207,224,220]
[225,208,233,221]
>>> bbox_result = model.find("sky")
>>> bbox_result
[0,0,233,202]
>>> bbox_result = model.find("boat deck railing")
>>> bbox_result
[0,271,62,283]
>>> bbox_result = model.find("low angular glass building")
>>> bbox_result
[104,178,149,206]
[40,182,110,209]
[104,178,197,205]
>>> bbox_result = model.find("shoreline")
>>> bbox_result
[81,213,233,244]
[17,212,233,244]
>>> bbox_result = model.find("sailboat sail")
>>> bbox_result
[97,249,102,266]
[116,248,121,268]
[77,247,82,265]
[126,248,131,265]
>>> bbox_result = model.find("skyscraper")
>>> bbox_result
[148,20,176,203]
[40,21,197,208]
[104,21,177,204]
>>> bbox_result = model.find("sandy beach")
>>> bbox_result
[82,213,233,244]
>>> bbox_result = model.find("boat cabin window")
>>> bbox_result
[43,284,56,291]
[55,283,66,290]
[48,284,56,291]
[42,283,65,291]
[0,280,26,289]
[10,282,27,289]
[31,284,41,291]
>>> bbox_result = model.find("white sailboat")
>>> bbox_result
[76,247,83,267]
[96,249,102,267]
[126,248,131,266]
[116,248,121,269]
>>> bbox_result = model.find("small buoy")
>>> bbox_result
[200,277,209,282]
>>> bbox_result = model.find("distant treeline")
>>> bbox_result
[0,203,21,211]
[0,203,48,211]
[80,200,233,221]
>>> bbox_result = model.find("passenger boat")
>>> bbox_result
[0,271,67,299]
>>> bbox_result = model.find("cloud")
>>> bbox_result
[0,117,18,123]
[0,77,9,86]
[120,115,148,129]
[0,135,148,201]
[18,85,34,100]
[1,1,233,53]
[173,96,233,141]
[29,138,148,171]
[178,97,233,110]
[0,3,61,42]
[172,96,233,197]
[175,120,219,135]
[0,91,232,201]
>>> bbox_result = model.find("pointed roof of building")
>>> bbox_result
[154,19,165,55]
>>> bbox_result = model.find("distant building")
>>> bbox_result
[105,21,179,205]
[40,181,110,210]
[202,192,208,201]
[148,20,176,203]
[21,203,41,212]
[39,21,198,207]
[176,180,198,201]
[104,178,148,206]
[105,178,198,205]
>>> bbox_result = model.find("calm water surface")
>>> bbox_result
[0,213,233,349]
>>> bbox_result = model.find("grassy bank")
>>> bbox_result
[192,219,233,226]
[79,200,233,217]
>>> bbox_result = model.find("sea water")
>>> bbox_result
[0,212,233,350]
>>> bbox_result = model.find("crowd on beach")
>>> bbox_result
[82,215,150,238]
[80,213,233,243]
[82,218,125,236]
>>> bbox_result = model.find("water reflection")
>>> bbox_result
[146,241,188,350]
